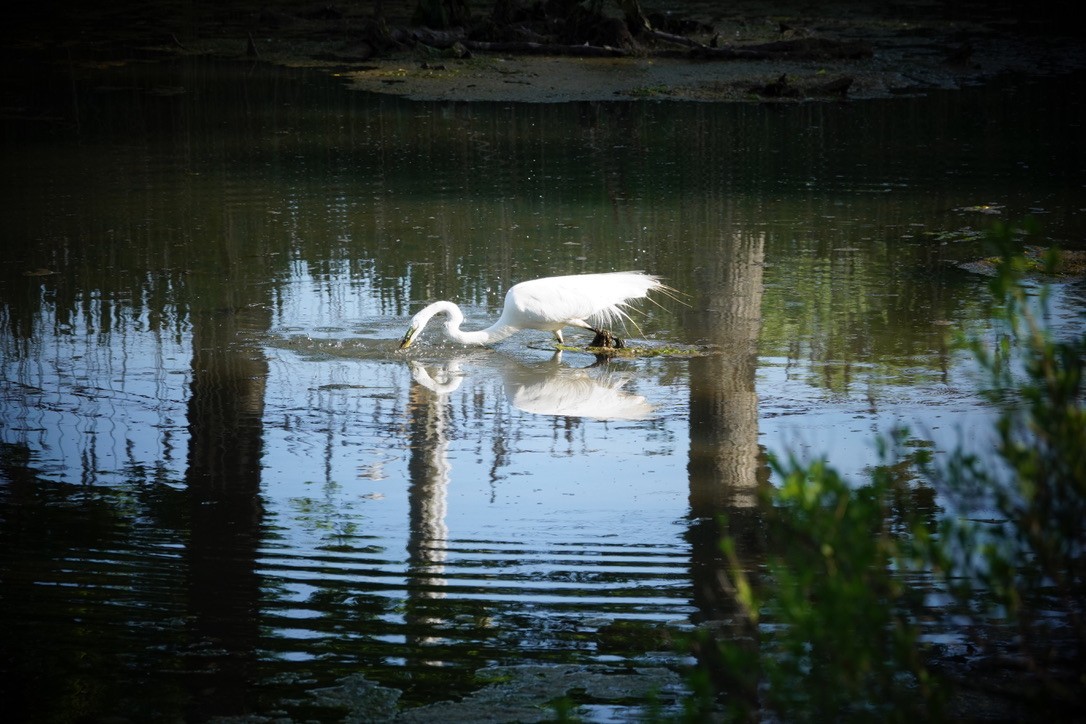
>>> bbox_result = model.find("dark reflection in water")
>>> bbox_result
[683,224,770,702]
[1,58,1084,720]
[184,303,269,719]
[686,227,767,515]
[0,443,190,721]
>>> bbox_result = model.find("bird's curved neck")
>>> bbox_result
[450,317,518,345]
[471,320,518,345]
[419,301,517,346]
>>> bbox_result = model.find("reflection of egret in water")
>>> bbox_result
[409,353,655,421]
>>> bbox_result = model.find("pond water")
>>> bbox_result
[1,59,1084,721]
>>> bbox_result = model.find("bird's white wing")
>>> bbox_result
[507,272,661,328]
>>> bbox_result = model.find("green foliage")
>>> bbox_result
[920,224,1086,710]
[708,225,1084,720]
[722,448,942,722]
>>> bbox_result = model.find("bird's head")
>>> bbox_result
[398,302,460,349]
[398,323,420,349]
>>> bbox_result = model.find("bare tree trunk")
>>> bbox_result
[413,0,471,28]
[616,0,652,34]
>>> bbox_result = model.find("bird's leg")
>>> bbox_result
[553,329,565,346]
[589,329,624,349]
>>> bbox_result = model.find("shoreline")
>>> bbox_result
[6,2,1086,104]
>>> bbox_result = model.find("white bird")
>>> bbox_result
[399,271,667,349]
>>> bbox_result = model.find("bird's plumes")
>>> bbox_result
[399,271,670,349]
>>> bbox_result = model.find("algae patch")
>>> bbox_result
[557,342,717,358]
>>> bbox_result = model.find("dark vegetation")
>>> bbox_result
[5,1,1084,105]
[698,231,1085,721]
[391,0,872,60]
[3,0,869,61]
[3,0,1078,67]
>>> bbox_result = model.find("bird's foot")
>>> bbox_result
[589,329,624,349]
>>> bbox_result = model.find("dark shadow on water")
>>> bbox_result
[183,304,269,719]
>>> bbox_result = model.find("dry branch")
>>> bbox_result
[466,40,628,57]
[691,37,873,61]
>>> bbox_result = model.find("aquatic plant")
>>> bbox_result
[919,226,1085,715]
[707,225,1085,721]
[707,442,941,723]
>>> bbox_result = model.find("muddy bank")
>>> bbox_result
[5,1,1086,103]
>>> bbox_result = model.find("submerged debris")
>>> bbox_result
[957,245,1086,279]
[396,664,689,723]
[307,673,402,722]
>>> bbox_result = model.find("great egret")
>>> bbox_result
[398,271,667,349]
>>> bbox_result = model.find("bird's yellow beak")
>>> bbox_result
[398,328,416,349]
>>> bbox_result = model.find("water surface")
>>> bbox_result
[1,60,1084,721]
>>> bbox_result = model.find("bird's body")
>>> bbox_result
[399,271,666,349]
